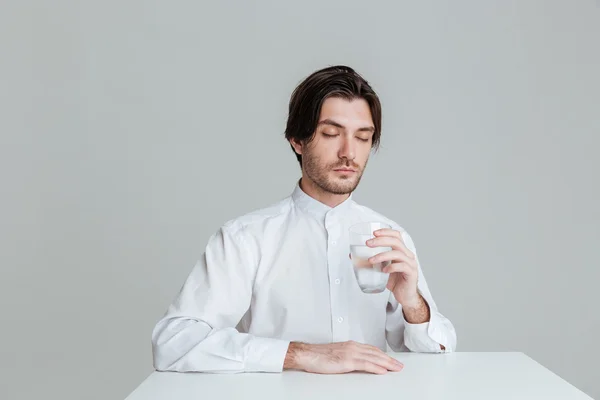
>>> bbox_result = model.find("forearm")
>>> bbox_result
[401,296,448,350]
[401,294,430,324]
[283,342,304,370]
[152,317,290,373]
[386,293,454,352]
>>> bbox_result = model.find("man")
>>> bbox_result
[152,65,456,375]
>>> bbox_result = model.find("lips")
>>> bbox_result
[334,168,356,172]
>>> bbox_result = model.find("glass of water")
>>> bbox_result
[349,222,392,293]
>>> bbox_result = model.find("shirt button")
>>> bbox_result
[338,317,344,323]
[335,278,341,284]
[331,240,337,246]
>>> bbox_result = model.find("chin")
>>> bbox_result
[328,179,358,195]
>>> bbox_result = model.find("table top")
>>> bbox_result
[124,352,592,400]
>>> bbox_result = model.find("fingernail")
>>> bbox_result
[366,239,373,245]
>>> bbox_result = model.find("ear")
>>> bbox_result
[289,138,303,155]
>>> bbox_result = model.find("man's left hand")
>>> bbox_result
[365,228,421,307]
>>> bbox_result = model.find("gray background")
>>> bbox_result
[1,1,599,399]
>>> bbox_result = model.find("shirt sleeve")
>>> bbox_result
[151,224,290,373]
[385,229,457,353]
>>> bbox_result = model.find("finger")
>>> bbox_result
[356,353,403,372]
[369,250,415,266]
[355,360,388,375]
[386,275,396,291]
[360,347,404,371]
[357,343,403,370]
[382,262,414,275]
[373,228,402,239]
[349,342,404,372]
[367,237,415,258]
[365,354,404,372]
[355,342,388,355]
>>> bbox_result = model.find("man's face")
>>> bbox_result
[293,97,375,195]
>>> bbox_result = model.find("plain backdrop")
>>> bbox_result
[1,1,599,399]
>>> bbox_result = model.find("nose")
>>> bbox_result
[338,136,356,161]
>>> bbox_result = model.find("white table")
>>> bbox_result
[124,352,592,400]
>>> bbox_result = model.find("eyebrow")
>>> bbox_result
[317,118,375,133]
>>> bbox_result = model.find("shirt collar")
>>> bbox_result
[291,180,354,220]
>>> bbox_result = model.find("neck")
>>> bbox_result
[299,176,350,208]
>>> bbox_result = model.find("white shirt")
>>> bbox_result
[152,183,457,373]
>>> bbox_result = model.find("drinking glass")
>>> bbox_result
[349,222,392,293]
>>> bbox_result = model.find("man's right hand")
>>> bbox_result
[283,341,404,374]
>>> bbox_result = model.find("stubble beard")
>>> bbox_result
[302,151,367,195]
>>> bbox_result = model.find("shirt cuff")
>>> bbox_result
[245,337,291,372]
[403,310,447,353]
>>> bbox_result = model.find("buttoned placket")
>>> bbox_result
[325,209,350,342]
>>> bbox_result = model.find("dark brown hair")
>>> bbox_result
[284,65,382,166]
